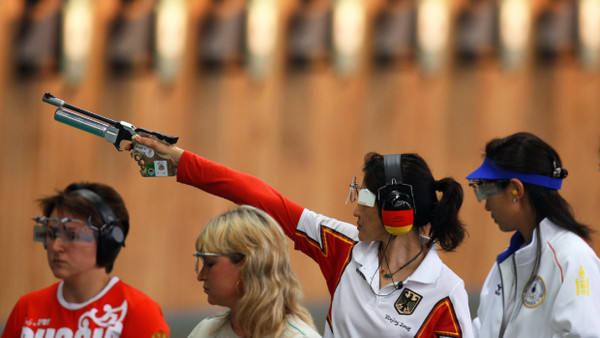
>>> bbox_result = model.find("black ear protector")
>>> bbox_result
[71,189,125,268]
[379,154,416,236]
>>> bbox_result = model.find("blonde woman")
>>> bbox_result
[189,205,321,338]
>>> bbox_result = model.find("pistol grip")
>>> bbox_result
[130,134,177,177]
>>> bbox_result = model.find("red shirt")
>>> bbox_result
[2,277,169,337]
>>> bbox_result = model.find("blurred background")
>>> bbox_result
[0,0,599,335]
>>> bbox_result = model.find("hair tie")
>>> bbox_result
[552,167,568,179]
[433,180,442,191]
[552,161,568,179]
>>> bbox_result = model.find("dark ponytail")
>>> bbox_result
[363,152,467,252]
[429,178,466,251]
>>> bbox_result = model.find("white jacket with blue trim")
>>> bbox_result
[473,218,600,337]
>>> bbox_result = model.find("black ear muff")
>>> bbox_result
[71,189,125,268]
[380,154,415,236]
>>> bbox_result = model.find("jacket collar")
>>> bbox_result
[496,218,558,263]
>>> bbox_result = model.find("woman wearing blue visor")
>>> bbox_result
[467,132,600,337]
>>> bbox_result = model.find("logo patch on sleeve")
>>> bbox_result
[395,288,422,315]
[576,266,589,296]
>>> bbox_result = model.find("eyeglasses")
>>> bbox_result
[193,251,245,273]
[32,216,96,244]
[468,180,509,202]
[346,176,377,207]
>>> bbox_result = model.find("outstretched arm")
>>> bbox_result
[129,135,304,238]
[130,135,360,294]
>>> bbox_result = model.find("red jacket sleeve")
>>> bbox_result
[176,151,305,239]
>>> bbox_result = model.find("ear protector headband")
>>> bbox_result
[71,189,125,268]
[380,154,415,236]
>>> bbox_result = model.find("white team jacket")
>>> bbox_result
[473,218,600,337]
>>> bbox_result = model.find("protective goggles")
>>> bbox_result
[468,179,509,202]
[346,176,376,207]
[193,251,245,273]
[32,216,96,244]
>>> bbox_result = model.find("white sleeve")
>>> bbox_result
[550,247,600,336]
[449,281,475,338]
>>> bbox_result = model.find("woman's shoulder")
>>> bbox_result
[187,313,231,338]
[187,313,322,338]
[539,220,600,274]
[299,209,359,240]
[282,315,322,337]
[542,220,597,256]
[9,282,60,311]
[418,243,465,285]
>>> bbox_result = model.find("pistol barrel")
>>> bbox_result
[43,93,64,108]
[54,108,120,144]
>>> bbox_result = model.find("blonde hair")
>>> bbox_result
[196,205,315,337]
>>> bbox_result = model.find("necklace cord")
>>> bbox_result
[380,240,424,279]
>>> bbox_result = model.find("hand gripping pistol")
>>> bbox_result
[43,93,179,177]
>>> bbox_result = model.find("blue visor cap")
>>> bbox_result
[467,158,563,190]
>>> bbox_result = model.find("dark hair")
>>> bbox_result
[484,132,592,241]
[362,152,466,251]
[38,182,130,273]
